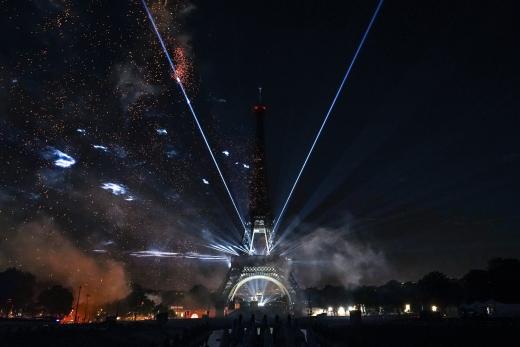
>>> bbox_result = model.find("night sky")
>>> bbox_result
[0,0,519,297]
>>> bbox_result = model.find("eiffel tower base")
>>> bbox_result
[217,255,301,316]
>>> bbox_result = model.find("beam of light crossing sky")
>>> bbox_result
[270,0,385,250]
[206,242,241,256]
[129,250,229,261]
[140,0,247,232]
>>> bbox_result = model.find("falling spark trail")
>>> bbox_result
[270,0,385,249]
[140,0,247,232]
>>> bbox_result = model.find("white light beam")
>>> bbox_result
[141,0,247,232]
[270,0,385,249]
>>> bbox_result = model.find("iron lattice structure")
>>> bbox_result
[242,101,272,255]
[220,256,300,310]
[219,96,300,312]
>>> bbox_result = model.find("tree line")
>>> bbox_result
[0,268,73,318]
[2,257,520,319]
[0,268,214,320]
[305,258,520,312]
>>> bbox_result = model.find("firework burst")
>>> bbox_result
[149,0,196,91]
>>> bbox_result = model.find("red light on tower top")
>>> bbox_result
[253,87,267,113]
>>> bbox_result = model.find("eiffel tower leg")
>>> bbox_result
[218,255,301,315]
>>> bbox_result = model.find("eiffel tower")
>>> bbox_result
[219,90,300,313]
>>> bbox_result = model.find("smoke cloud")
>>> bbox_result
[0,220,130,308]
[114,63,158,110]
[292,226,390,288]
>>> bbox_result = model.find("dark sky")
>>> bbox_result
[0,0,518,291]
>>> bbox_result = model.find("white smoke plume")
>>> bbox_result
[292,226,390,288]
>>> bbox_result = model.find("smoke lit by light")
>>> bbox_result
[43,148,76,168]
[165,146,177,158]
[92,145,109,152]
[100,183,136,201]
[101,182,127,196]
[156,128,168,135]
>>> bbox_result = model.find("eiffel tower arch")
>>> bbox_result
[219,255,300,311]
[218,93,300,314]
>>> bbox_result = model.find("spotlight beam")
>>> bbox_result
[140,0,247,232]
[270,0,385,248]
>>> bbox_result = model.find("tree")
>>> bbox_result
[162,290,184,306]
[187,284,212,310]
[38,285,74,317]
[125,284,155,319]
[321,285,348,307]
[462,269,491,303]
[418,271,462,307]
[154,303,169,314]
[304,287,323,308]
[0,268,36,313]
[401,281,419,306]
[487,258,520,303]
[378,280,405,311]
[352,285,379,307]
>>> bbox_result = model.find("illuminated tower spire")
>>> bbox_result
[244,89,272,254]
[219,91,300,315]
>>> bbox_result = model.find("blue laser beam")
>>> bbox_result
[141,0,247,232]
[270,0,385,249]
